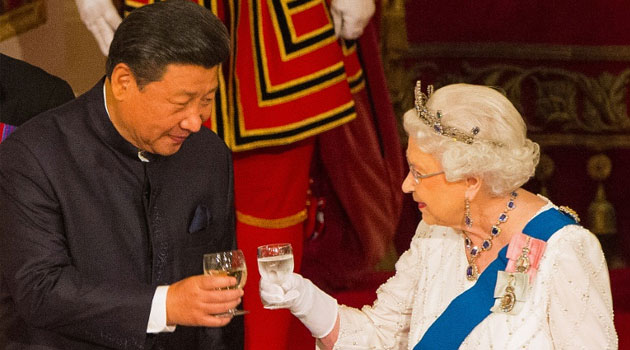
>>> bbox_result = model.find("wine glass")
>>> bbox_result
[257,243,294,309]
[203,249,248,316]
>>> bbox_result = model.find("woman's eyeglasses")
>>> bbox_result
[408,165,444,184]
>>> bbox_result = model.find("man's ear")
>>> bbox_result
[109,63,136,101]
[464,176,482,201]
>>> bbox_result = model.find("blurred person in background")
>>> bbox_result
[0,53,75,142]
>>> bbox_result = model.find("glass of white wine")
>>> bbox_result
[257,243,294,309]
[203,249,248,316]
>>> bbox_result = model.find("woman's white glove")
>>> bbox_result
[75,0,122,55]
[260,273,338,338]
[330,0,375,39]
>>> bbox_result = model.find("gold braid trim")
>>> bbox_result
[236,209,307,229]
[558,206,581,223]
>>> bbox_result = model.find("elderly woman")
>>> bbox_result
[259,82,618,349]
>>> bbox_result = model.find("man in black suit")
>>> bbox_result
[0,53,75,127]
[0,2,243,349]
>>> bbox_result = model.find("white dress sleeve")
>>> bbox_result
[546,225,618,349]
[323,222,429,350]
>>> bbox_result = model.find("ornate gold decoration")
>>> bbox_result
[587,153,612,180]
[380,0,412,143]
[408,64,630,134]
[587,154,617,235]
[387,62,630,150]
[499,274,517,313]
[515,238,531,273]
[0,0,46,42]
[558,206,581,224]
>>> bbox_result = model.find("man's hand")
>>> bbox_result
[330,0,375,40]
[166,275,243,327]
[75,0,122,55]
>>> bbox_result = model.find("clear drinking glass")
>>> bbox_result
[257,243,294,309]
[203,249,248,316]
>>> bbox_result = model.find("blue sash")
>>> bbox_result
[414,208,577,350]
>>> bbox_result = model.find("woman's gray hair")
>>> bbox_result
[403,83,540,196]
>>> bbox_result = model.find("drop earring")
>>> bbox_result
[464,198,473,228]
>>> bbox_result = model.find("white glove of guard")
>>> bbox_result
[260,273,338,338]
[330,0,375,40]
[75,0,123,55]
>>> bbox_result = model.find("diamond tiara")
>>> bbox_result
[414,81,480,145]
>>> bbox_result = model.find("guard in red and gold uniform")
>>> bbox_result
[77,0,404,348]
